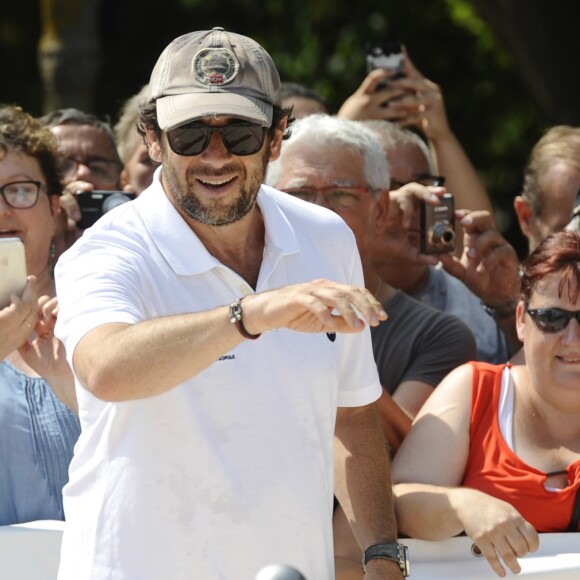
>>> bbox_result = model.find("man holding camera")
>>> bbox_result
[42,108,129,254]
[54,28,404,580]
[266,114,477,578]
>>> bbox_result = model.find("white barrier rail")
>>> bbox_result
[403,533,580,579]
[1,522,579,579]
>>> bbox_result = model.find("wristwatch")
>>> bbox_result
[362,542,410,576]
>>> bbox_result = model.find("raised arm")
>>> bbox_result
[388,49,493,215]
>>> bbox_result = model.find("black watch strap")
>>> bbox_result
[362,542,410,576]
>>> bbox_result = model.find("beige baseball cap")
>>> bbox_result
[149,27,281,131]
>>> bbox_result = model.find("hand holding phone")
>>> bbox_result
[0,237,27,308]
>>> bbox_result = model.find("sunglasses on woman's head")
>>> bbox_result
[166,121,267,157]
[526,306,580,333]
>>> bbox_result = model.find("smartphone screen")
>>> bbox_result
[365,42,405,78]
[0,237,27,308]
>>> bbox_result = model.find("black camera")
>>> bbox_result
[365,42,405,79]
[420,192,456,254]
[76,190,136,229]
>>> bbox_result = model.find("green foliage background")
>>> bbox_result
[0,0,551,254]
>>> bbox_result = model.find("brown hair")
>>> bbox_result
[521,230,580,304]
[137,100,293,146]
[0,104,62,197]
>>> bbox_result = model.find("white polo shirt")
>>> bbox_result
[55,174,381,580]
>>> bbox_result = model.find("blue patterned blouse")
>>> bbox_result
[0,360,80,525]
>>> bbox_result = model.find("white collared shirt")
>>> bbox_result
[55,171,381,580]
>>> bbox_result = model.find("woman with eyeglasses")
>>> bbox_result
[392,230,580,577]
[0,105,80,525]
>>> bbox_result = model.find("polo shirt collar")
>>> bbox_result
[137,171,299,276]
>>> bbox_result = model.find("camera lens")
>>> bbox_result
[429,222,455,247]
[102,192,132,214]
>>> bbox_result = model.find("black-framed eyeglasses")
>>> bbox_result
[282,185,381,211]
[0,180,43,209]
[526,306,580,333]
[59,157,122,182]
[390,174,445,190]
[167,121,267,157]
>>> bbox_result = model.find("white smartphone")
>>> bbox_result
[0,237,27,308]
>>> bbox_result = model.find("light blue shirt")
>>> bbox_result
[413,265,510,364]
[0,360,80,525]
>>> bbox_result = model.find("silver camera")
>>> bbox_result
[420,192,455,254]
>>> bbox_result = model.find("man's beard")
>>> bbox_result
[163,147,270,226]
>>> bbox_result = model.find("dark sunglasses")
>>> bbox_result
[526,306,580,333]
[167,121,267,157]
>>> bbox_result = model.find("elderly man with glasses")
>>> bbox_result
[41,108,125,252]
[267,113,480,579]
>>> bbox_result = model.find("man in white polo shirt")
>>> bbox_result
[54,28,406,580]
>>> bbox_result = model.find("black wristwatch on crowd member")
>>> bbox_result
[362,542,410,577]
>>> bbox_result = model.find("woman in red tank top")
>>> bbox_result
[393,231,580,577]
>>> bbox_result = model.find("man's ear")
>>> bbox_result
[146,128,163,163]
[515,300,526,342]
[514,195,536,240]
[49,194,60,216]
[267,117,288,162]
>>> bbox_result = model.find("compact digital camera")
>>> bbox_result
[76,190,136,229]
[420,192,456,254]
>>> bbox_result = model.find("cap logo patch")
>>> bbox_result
[193,47,240,86]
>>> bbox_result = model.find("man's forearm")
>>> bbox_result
[430,132,493,214]
[73,306,245,401]
[334,405,398,548]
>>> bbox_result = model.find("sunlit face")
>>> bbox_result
[0,150,58,276]
[526,162,580,252]
[51,124,122,190]
[121,135,158,195]
[517,272,580,399]
[151,116,285,227]
[274,144,380,265]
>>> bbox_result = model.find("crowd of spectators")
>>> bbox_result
[1,27,579,580]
